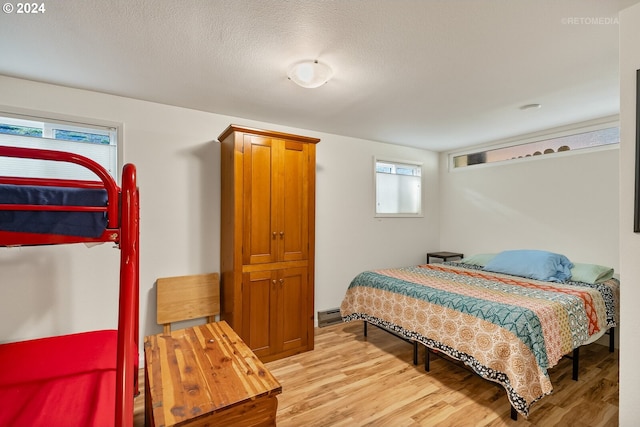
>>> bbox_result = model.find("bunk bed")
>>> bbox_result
[0,145,140,427]
[341,252,619,420]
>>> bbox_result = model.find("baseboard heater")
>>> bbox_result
[318,308,343,327]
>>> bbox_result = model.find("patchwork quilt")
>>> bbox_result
[340,263,619,416]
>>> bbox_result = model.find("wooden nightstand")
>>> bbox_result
[426,251,464,264]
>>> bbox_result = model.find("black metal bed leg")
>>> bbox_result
[511,406,518,420]
[425,346,430,372]
[572,347,579,381]
[363,321,418,366]
[609,327,615,353]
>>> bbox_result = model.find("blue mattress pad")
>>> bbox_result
[0,184,109,238]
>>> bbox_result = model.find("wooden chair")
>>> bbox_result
[156,272,220,335]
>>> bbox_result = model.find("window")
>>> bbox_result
[452,125,619,169]
[0,113,118,181]
[375,158,422,217]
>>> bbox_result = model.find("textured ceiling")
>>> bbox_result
[0,0,638,151]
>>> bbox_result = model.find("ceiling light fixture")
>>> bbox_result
[287,60,333,88]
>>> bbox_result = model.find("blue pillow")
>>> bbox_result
[483,250,574,282]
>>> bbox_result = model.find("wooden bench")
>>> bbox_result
[144,321,282,427]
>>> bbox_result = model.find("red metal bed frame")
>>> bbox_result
[0,145,139,427]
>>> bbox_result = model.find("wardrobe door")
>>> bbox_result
[241,270,276,359]
[242,135,277,265]
[279,140,309,262]
[277,266,309,352]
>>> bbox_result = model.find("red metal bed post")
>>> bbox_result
[115,163,139,427]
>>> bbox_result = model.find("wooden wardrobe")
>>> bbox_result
[218,125,319,362]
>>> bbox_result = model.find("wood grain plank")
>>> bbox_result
[156,273,220,328]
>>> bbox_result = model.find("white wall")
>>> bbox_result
[315,135,440,312]
[0,75,439,349]
[618,3,640,425]
[439,138,619,269]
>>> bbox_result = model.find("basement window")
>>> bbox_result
[0,112,119,181]
[375,158,422,217]
[452,125,619,169]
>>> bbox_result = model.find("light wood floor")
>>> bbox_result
[134,321,618,427]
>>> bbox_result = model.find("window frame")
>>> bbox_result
[373,156,423,218]
[0,107,123,183]
[448,116,620,172]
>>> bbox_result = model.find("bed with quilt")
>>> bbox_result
[340,250,619,418]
